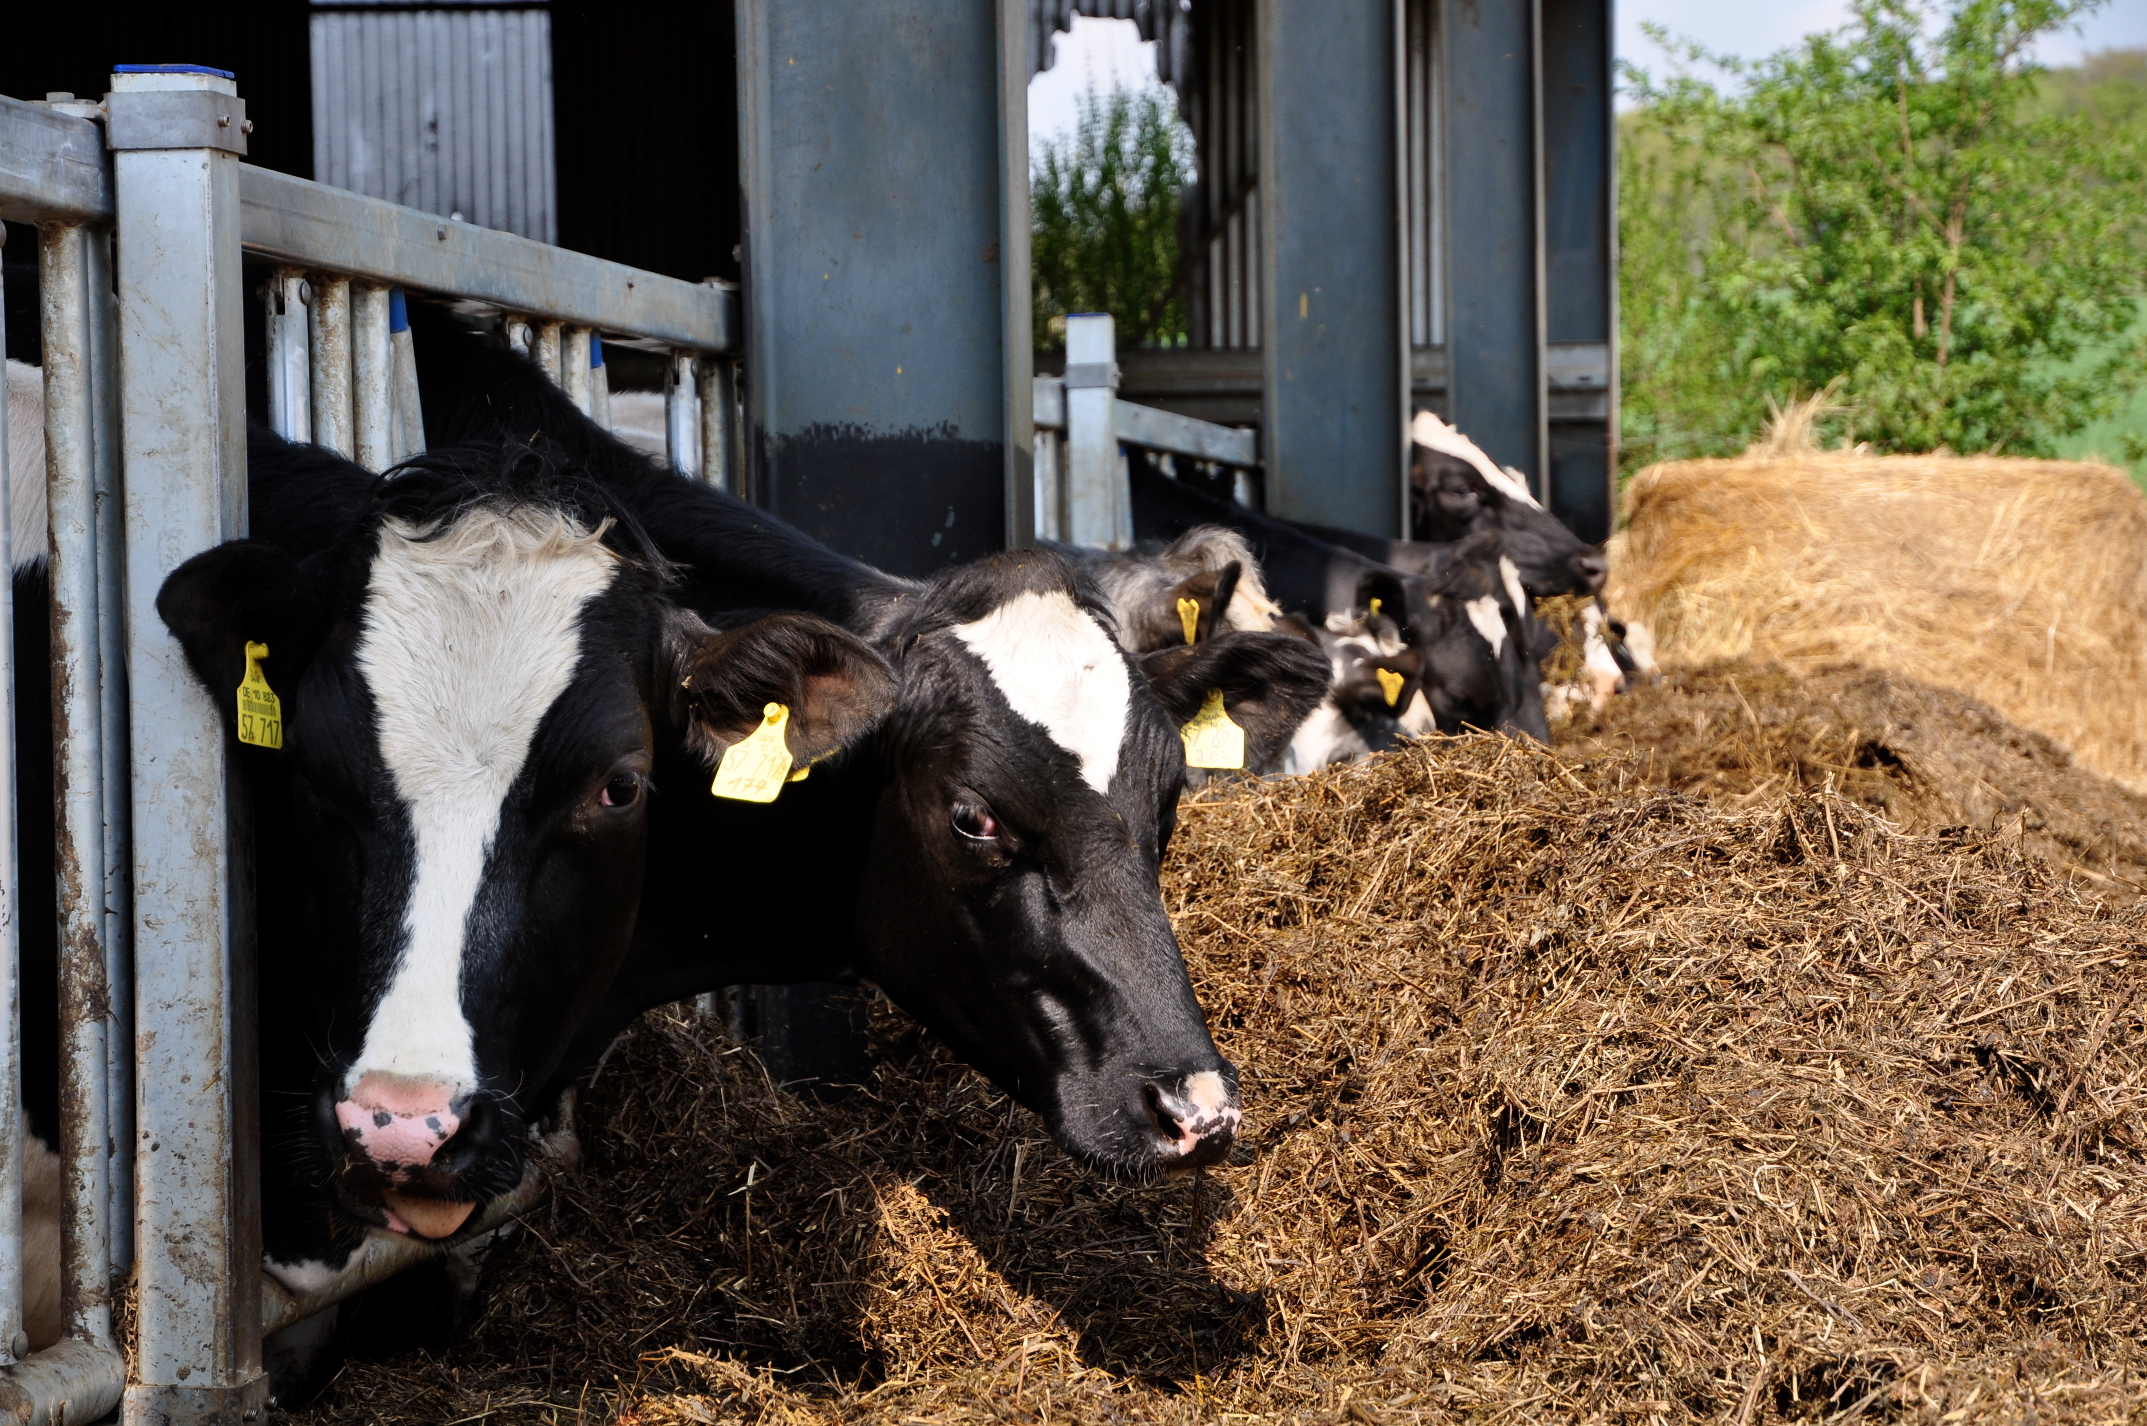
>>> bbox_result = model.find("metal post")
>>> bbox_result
[587,335,611,430]
[352,283,392,472]
[697,356,734,494]
[309,273,354,458]
[1540,0,1614,542]
[1442,0,1545,492]
[264,269,310,444]
[562,327,591,415]
[1062,313,1124,549]
[503,316,533,361]
[40,222,114,1352]
[0,224,24,1373]
[534,320,563,387]
[1256,0,1406,537]
[108,63,268,1425]
[997,0,1036,549]
[666,351,702,481]
[388,290,425,462]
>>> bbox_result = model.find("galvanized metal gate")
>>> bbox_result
[0,66,739,1425]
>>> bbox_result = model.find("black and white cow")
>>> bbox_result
[407,306,1333,1178]
[1396,530,1550,741]
[158,432,897,1285]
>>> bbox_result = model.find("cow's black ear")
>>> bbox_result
[1140,630,1332,771]
[1353,568,1408,625]
[667,609,897,769]
[155,540,327,736]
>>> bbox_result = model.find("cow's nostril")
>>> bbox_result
[1142,1081,1184,1141]
[1574,553,1609,592]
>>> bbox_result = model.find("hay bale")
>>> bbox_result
[1606,452,2147,792]
[289,737,2147,1425]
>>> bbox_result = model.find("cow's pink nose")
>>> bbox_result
[334,1074,462,1177]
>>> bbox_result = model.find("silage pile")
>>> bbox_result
[1605,452,2147,793]
[292,737,2147,1426]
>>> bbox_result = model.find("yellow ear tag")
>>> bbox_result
[1180,688,1245,770]
[1376,666,1406,707]
[1368,597,1383,619]
[710,702,795,803]
[1176,596,1200,646]
[236,641,284,749]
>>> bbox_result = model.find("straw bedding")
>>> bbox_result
[289,727,2147,1425]
[1605,452,2147,794]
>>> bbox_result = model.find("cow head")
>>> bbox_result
[1409,412,1606,597]
[158,442,893,1279]
[1400,531,1551,742]
[848,552,1324,1178]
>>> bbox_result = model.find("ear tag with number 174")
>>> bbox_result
[1179,688,1245,770]
[711,702,795,803]
[236,641,283,749]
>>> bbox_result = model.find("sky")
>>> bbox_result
[1028,3,2147,143]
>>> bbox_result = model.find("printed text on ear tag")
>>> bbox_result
[1376,667,1406,707]
[1368,597,1383,619]
[1180,688,1245,770]
[711,702,794,802]
[236,641,283,749]
[1176,597,1200,646]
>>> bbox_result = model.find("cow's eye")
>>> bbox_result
[951,800,999,841]
[600,771,644,808]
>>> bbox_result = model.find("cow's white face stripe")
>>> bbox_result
[1498,556,1529,622]
[1410,409,1544,509]
[1465,595,1507,657]
[954,590,1131,795]
[349,509,620,1098]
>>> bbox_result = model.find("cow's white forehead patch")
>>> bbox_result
[1410,409,1544,509]
[351,506,620,1096]
[1465,595,1507,657]
[953,589,1131,795]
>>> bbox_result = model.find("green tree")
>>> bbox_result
[1621,0,2147,466]
[1031,84,1195,349]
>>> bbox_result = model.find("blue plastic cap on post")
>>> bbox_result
[114,64,236,78]
[388,290,409,334]
[590,335,604,368]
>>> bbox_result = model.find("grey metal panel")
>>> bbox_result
[0,97,114,225]
[110,70,268,1425]
[1540,0,1610,342]
[1183,0,1261,352]
[309,7,556,243]
[1257,0,1406,537]
[0,220,25,1375]
[1403,0,1444,349]
[738,0,1012,575]
[1442,0,1545,491]
[999,0,1037,549]
[239,165,739,349]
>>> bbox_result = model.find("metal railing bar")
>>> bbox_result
[665,352,702,482]
[533,321,563,389]
[0,222,26,1372]
[1110,397,1259,468]
[238,167,738,352]
[352,284,393,473]
[697,356,736,495]
[41,221,114,1351]
[266,270,312,444]
[0,98,112,227]
[310,275,355,459]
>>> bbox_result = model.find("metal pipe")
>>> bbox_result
[388,290,425,462]
[84,229,132,1284]
[352,283,393,472]
[697,356,735,494]
[665,351,701,480]
[264,269,311,444]
[0,222,25,1371]
[1062,313,1126,549]
[561,327,591,415]
[309,273,354,458]
[111,65,268,1423]
[503,316,533,361]
[40,222,114,1352]
[533,321,563,387]
[587,335,611,430]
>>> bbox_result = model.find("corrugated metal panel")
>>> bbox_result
[1181,0,1259,351]
[1030,0,1194,85]
[310,7,556,244]
[1404,0,1444,351]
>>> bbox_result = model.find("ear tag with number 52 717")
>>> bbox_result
[1176,597,1200,646]
[711,703,795,803]
[1179,688,1245,770]
[236,641,284,749]
[1376,666,1406,707]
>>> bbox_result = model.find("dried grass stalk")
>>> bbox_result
[290,731,2147,1426]
[1605,452,2147,793]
